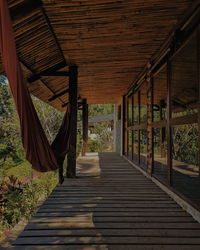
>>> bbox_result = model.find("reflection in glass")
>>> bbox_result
[128,96,133,126]
[128,130,132,160]
[134,93,139,125]
[153,66,167,122]
[153,127,168,183]
[172,124,200,206]
[133,130,139,164]
[140,129,147,169]
[140,83,147,124]
[171,34,198,118]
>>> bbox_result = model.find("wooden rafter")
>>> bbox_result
[48,88,69,102]
[28,61,67,83]
[20,59,65,105]
[8,0,70,109]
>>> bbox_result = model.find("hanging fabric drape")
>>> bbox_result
[0,0,71,172]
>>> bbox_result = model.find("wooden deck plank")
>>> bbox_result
[38,207,185,213]
[12,152,200,249]
[29,216,194,223]
[24,222,200,230]
[13,236,200,245]
[19,228,200,237]
[11,246,200,250]
[34,211,189,217]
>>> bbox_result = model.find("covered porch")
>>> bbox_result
[0,0,200,248]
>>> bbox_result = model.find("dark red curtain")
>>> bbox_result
[0,0,70,172]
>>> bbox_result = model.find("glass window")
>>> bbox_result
[140,83,147,124]
[171,33,198,118]
[172,123,199,206]
[133,93,139,125]
[128,96,133,126]
[170,32,200,207]
[133,130,139,164]
[140,129,147,169]
[153,66,167,122]
[153,127,168,183]
[128,130,132,160]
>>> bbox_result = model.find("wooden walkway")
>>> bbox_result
[12,152,200,249]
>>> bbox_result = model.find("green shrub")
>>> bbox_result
[88,139,101,152]
[0,170,58,237]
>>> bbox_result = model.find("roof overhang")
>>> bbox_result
[0,0,196,111]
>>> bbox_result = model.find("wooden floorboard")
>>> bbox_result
[12,152,200,249]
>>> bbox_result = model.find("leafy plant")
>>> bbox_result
[0,172,58,237]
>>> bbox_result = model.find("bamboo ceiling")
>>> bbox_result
[0,0,194,111]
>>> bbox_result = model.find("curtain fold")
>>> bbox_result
[0,0,70,172]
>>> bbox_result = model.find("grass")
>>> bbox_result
[6,162,35,179]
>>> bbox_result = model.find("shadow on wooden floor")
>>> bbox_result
[11,152,200,249]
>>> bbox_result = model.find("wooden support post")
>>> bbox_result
[146,63,153,175]
[197,26,200,178]
[138,91,141,165]
[122,95,126,155]
[131,95,134,160]
[67,66,78,178]
[126,98,129,156]
[167,61,173,186]
[58,158,64,184]
[81,99,88,156]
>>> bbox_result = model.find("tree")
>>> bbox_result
[0,75,64,171]
[32,97,64,143]
[0,76,24,170]
[88,104,114,152]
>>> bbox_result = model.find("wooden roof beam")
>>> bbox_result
[20,59,65,106]
[48,88,69,102]
[28,61,68,83]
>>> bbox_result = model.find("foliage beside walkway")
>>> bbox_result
[0,162,58,240]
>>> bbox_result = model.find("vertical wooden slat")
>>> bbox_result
[132,95,134,160]
[127,97,129,157]
[167,61,172,186]
[58,158,64,184]
[81,99,88,157]
[138,91,141,165]
[122,95,126,155]
[146,63,153,175]
[67,66,78,178]
[197,27,200,178]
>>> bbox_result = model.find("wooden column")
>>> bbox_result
[67,66,78,178]
[126,98,129,156]
[131,95,134,160]
[197,26,200,178]
[81,99,88,156]
[58,158,64,184]
[138,91,141,165]
[167,61,173,185]
[146,63,153,175]
[122,95,126,155]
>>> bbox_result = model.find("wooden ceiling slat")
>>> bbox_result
[1,0,194,108]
